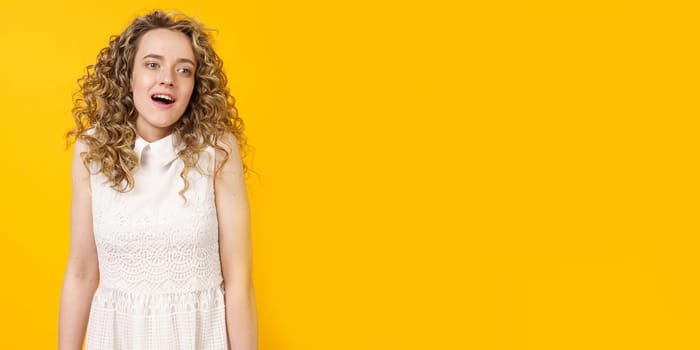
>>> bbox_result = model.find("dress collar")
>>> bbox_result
[134,132,183,167]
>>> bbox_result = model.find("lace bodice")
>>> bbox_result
[89,133,223,294]
[85,131,229,349]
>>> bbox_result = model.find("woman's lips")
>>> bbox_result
[151,98,176,109]
[151,94,175,103]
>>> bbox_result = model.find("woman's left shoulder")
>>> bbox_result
[215,131,239,151]
[213,132,243,171]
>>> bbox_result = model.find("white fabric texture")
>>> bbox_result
[85,132,230,349]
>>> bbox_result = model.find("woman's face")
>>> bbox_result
[130,28,196,141]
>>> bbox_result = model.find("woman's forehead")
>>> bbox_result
[135,28,196,62]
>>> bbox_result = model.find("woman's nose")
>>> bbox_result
[159,71,174,86]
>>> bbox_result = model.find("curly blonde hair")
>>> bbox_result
[67,10,252,197]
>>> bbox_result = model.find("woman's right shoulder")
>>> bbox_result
[74,126,102,152]
[72,127,98,173]
[73,129,92,154]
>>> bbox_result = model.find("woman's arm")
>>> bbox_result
[214,132,258,350]
[58,139,99,350]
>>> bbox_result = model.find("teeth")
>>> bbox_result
[153,94,174,102]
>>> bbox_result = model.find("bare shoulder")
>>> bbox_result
[214,132,240,154]
[214,132,243,175]
[73,136,90,152]
[71,137,91,178]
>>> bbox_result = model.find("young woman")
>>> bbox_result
[58,10,258,350]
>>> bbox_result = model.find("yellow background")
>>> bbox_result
[0,0,698,349]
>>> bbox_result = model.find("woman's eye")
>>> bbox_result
[146,62,159,69]
[177,67,192,74]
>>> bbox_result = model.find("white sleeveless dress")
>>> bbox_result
[84,132,230,349]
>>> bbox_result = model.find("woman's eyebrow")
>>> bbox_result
[142,54,196,66]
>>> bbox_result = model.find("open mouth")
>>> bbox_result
[151,94,175,105]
